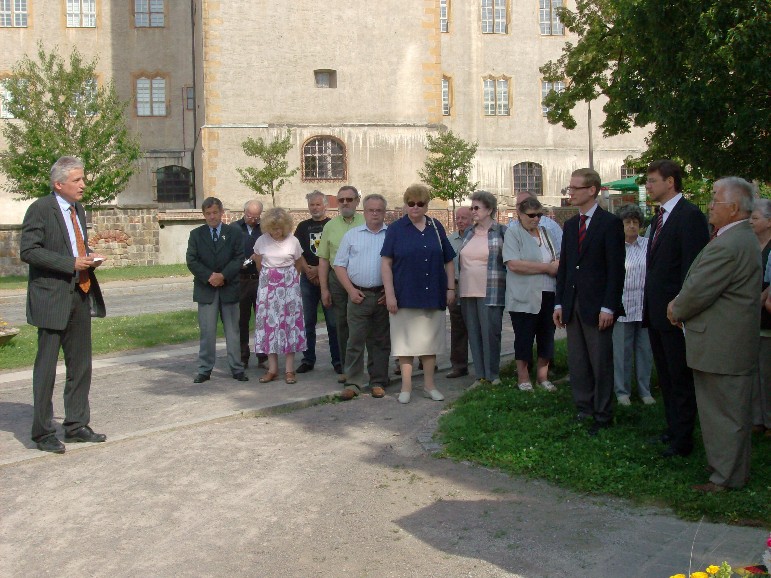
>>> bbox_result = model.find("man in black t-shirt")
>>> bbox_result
[294,191,342,373]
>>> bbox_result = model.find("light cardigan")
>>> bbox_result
[502,222,561,314]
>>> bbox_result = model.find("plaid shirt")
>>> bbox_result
[459,221,508,306]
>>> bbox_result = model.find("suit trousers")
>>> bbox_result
[300,274,341,368]
[328,270,350,369]
[343,292,391,389]
[448,300,469,372]
[197,291,243,376]
[238,274,259,363]
[565,302,614,423]
[612,321,653,399]
[648,326,696,453]
[693,369,752,488]
[461,298,504,381]
[31,287,92,441]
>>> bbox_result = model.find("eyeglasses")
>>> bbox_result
[565,186,591,193]
[709,200,734,207]
[523,212,543,219]
[471,205,487,211]
[365,208,385,214]
[407,201,426,208]
[337,197,356,204]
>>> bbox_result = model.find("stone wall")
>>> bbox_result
[89,206,160,268]
[0,225,25,276]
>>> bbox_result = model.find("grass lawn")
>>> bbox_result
[438,339,771,527]
[0,263,191,291]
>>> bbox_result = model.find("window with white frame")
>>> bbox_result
[136,76,167,116]
[135,0,164,27]
[67,0,96,27]
[481,0,506,34]
[541,80,564,115]
[0,79,14,118]
[442,76,451,116]
[71,77,98,116]
[621,165,638,179]
[539,0,564,35]
[513,162,543,195]
[0,0,28,27]
[440,0,449,32]
[483,76,509,116]
[302,137,346,181]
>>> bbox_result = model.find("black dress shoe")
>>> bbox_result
[64,426,106,443]
[232,373,249,382]
[296,362,314,374]
[588,421,612,436]
[661,445,692,458]
[36,437,65,454]
[446,368,469,379]
[193,374,210,383]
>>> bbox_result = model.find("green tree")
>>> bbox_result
[419,130,479,217]
[0,43,142,206]
[540,0,771,181]
[236,130,299,207]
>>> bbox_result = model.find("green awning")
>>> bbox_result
[602,176,642,191]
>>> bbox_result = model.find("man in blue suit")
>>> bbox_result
[20,156,107,453]
[554,168,625,435]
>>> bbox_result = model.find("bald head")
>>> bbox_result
[455,206,472,234]
[243,199,263,226]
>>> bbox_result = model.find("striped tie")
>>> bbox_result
[578,214,588,252]
[651,208,666,249]
[69,206,91,293]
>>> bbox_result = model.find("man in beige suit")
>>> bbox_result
[668,177,761,492]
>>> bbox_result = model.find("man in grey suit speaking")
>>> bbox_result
[20,156,107,454]
[668,177,761,492]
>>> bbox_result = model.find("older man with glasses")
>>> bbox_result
[235,199,267,369]
[318,186,365,383]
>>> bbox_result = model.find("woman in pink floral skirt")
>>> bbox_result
[251,207,306,384]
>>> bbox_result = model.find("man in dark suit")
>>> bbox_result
[669,177,760,491]
[643,159,709,458]
[20,156,107,454]
[186,197,246,383]
[554,168,625,435]
[234,199,267,369]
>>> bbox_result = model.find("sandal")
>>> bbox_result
[259,372,278,383]
[285,372,297,384]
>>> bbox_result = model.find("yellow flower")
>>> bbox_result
[705,566,720,575]
[690,573,708,578]
[670,574,686,578]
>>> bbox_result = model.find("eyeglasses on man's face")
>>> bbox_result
[337,197,356,204]
[407,201,426,208]
[523,212,543,219]
[471,205,488,211]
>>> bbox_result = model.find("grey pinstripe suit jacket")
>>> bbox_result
[20,193,106,330]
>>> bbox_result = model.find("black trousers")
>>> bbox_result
[32,288,92,441]
[238,274,266,364]
[648,326,696,453]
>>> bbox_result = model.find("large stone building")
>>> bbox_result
[0,0,646,226]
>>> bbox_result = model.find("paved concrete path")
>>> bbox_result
[0,278,766,577]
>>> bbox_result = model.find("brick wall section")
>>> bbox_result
[89,206,160,268]
[0,225,25,276]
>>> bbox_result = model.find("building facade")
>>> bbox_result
[0,0,647,226]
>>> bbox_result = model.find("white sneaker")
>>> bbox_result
[424,388,445,401]
[398,391,411,404]
[491,378,502,386]
[538,380,557,392]
[641,396,656,405]
[517,382,533,392]
[617,394,631,406]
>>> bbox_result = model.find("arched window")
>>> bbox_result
[156,165,192,204]
[513,162,543,195]
[302,137,346,181]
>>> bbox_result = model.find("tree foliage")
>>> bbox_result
[236,130,299,207]
[0,43,142,206]
[419,130,479,213]
[540,0,771,181]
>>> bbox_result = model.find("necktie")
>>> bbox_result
[577,214,588,252]
[69,206,91,293]
[212,228,219,242]
[651,208,666,249]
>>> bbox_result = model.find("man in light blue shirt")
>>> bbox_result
[333,194,390,399]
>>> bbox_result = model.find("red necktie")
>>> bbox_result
[69,206,91,293]
[651,208,666,249]
[578,214,588,252]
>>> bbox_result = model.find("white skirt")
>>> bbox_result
[389,308,446,357]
